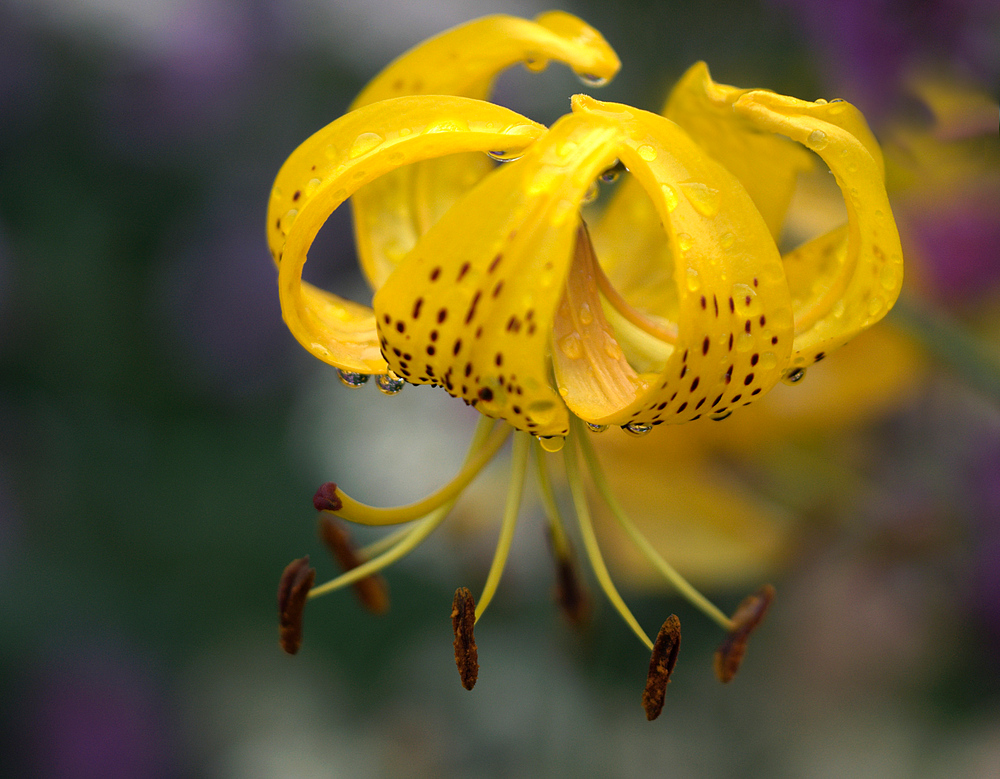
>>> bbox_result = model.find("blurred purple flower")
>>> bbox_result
[26,647,171,779]
[773,0,1000,123]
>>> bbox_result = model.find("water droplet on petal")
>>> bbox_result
[586,423,609,433]
[375,371,405,394]
[676,233,694,253]
[576,72,608,87]
[879,264,898,290]
[661,183,679,212]
[600,162,622,184]
[781,367,806,385]
[581,181,599,205]
[349,132,384,159]
[487,149,523,162]
[558,333,583,359]
[337,370,369,388]
[807,129,828,149]
[637,144,657,161]
[622,421,653,436]
[524,57,549,72]
[680,182,721,217]
[537,435,565,452]
[579,302,594,325]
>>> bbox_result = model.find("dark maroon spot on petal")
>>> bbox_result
[744,373,754,385]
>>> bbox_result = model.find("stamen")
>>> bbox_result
[307,417,500,600]
[328,419,511,525]
[452,587,479,690]
[564,429,653,650]
[642,614,681,721]
[277,556,315,655]
[575,418,735,631]
[536,443,589,625]
[474,430,531,622]
[590,232,677,345]
[308,505,448,600]
[714,584,775,683]
[318,516,390,614]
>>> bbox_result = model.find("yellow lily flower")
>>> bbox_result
[268,13,903,717]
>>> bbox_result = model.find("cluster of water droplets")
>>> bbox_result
[337,369,406,395]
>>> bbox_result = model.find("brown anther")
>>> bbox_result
[642,614,681,721]
[554,556,590,627]
[277,556,315,655]
[318,516,390,615]
[313,482,342,512]
[714,584,775,683]
[451,587,479,690]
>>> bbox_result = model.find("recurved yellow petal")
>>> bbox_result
[735,92,903,367]
[567,96,793,427]
[350,12,621,289]
[373,109,628,438]
[662,62,813,240]
[268,95,544,372]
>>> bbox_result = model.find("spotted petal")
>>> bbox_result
[267,96,545,372]
[734,92,903,367]
[559,97,794,428]
[373,107,630,438]
[592,63,811,327]
[350,12,621,289]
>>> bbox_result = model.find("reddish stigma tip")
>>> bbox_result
[313,482,342,512]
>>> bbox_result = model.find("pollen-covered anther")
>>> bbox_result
[277,556,316,655]
[451,587,479,690]
[313,482,342,512]
[643,614,681,721]
[713,584,775,683]
[318,516,390,614]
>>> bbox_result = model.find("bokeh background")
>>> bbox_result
[1,0,999,776]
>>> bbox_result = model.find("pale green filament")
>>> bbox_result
[332,419,511,525]
[309,417,499,599]
[573,417,734,631]
[475,430,531,622]
[308,508,449,599]
[564,429,654,651]
[533,439,573,561]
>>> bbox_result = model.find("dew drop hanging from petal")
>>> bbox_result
[337,370,370,388]
[375,371,405,394]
